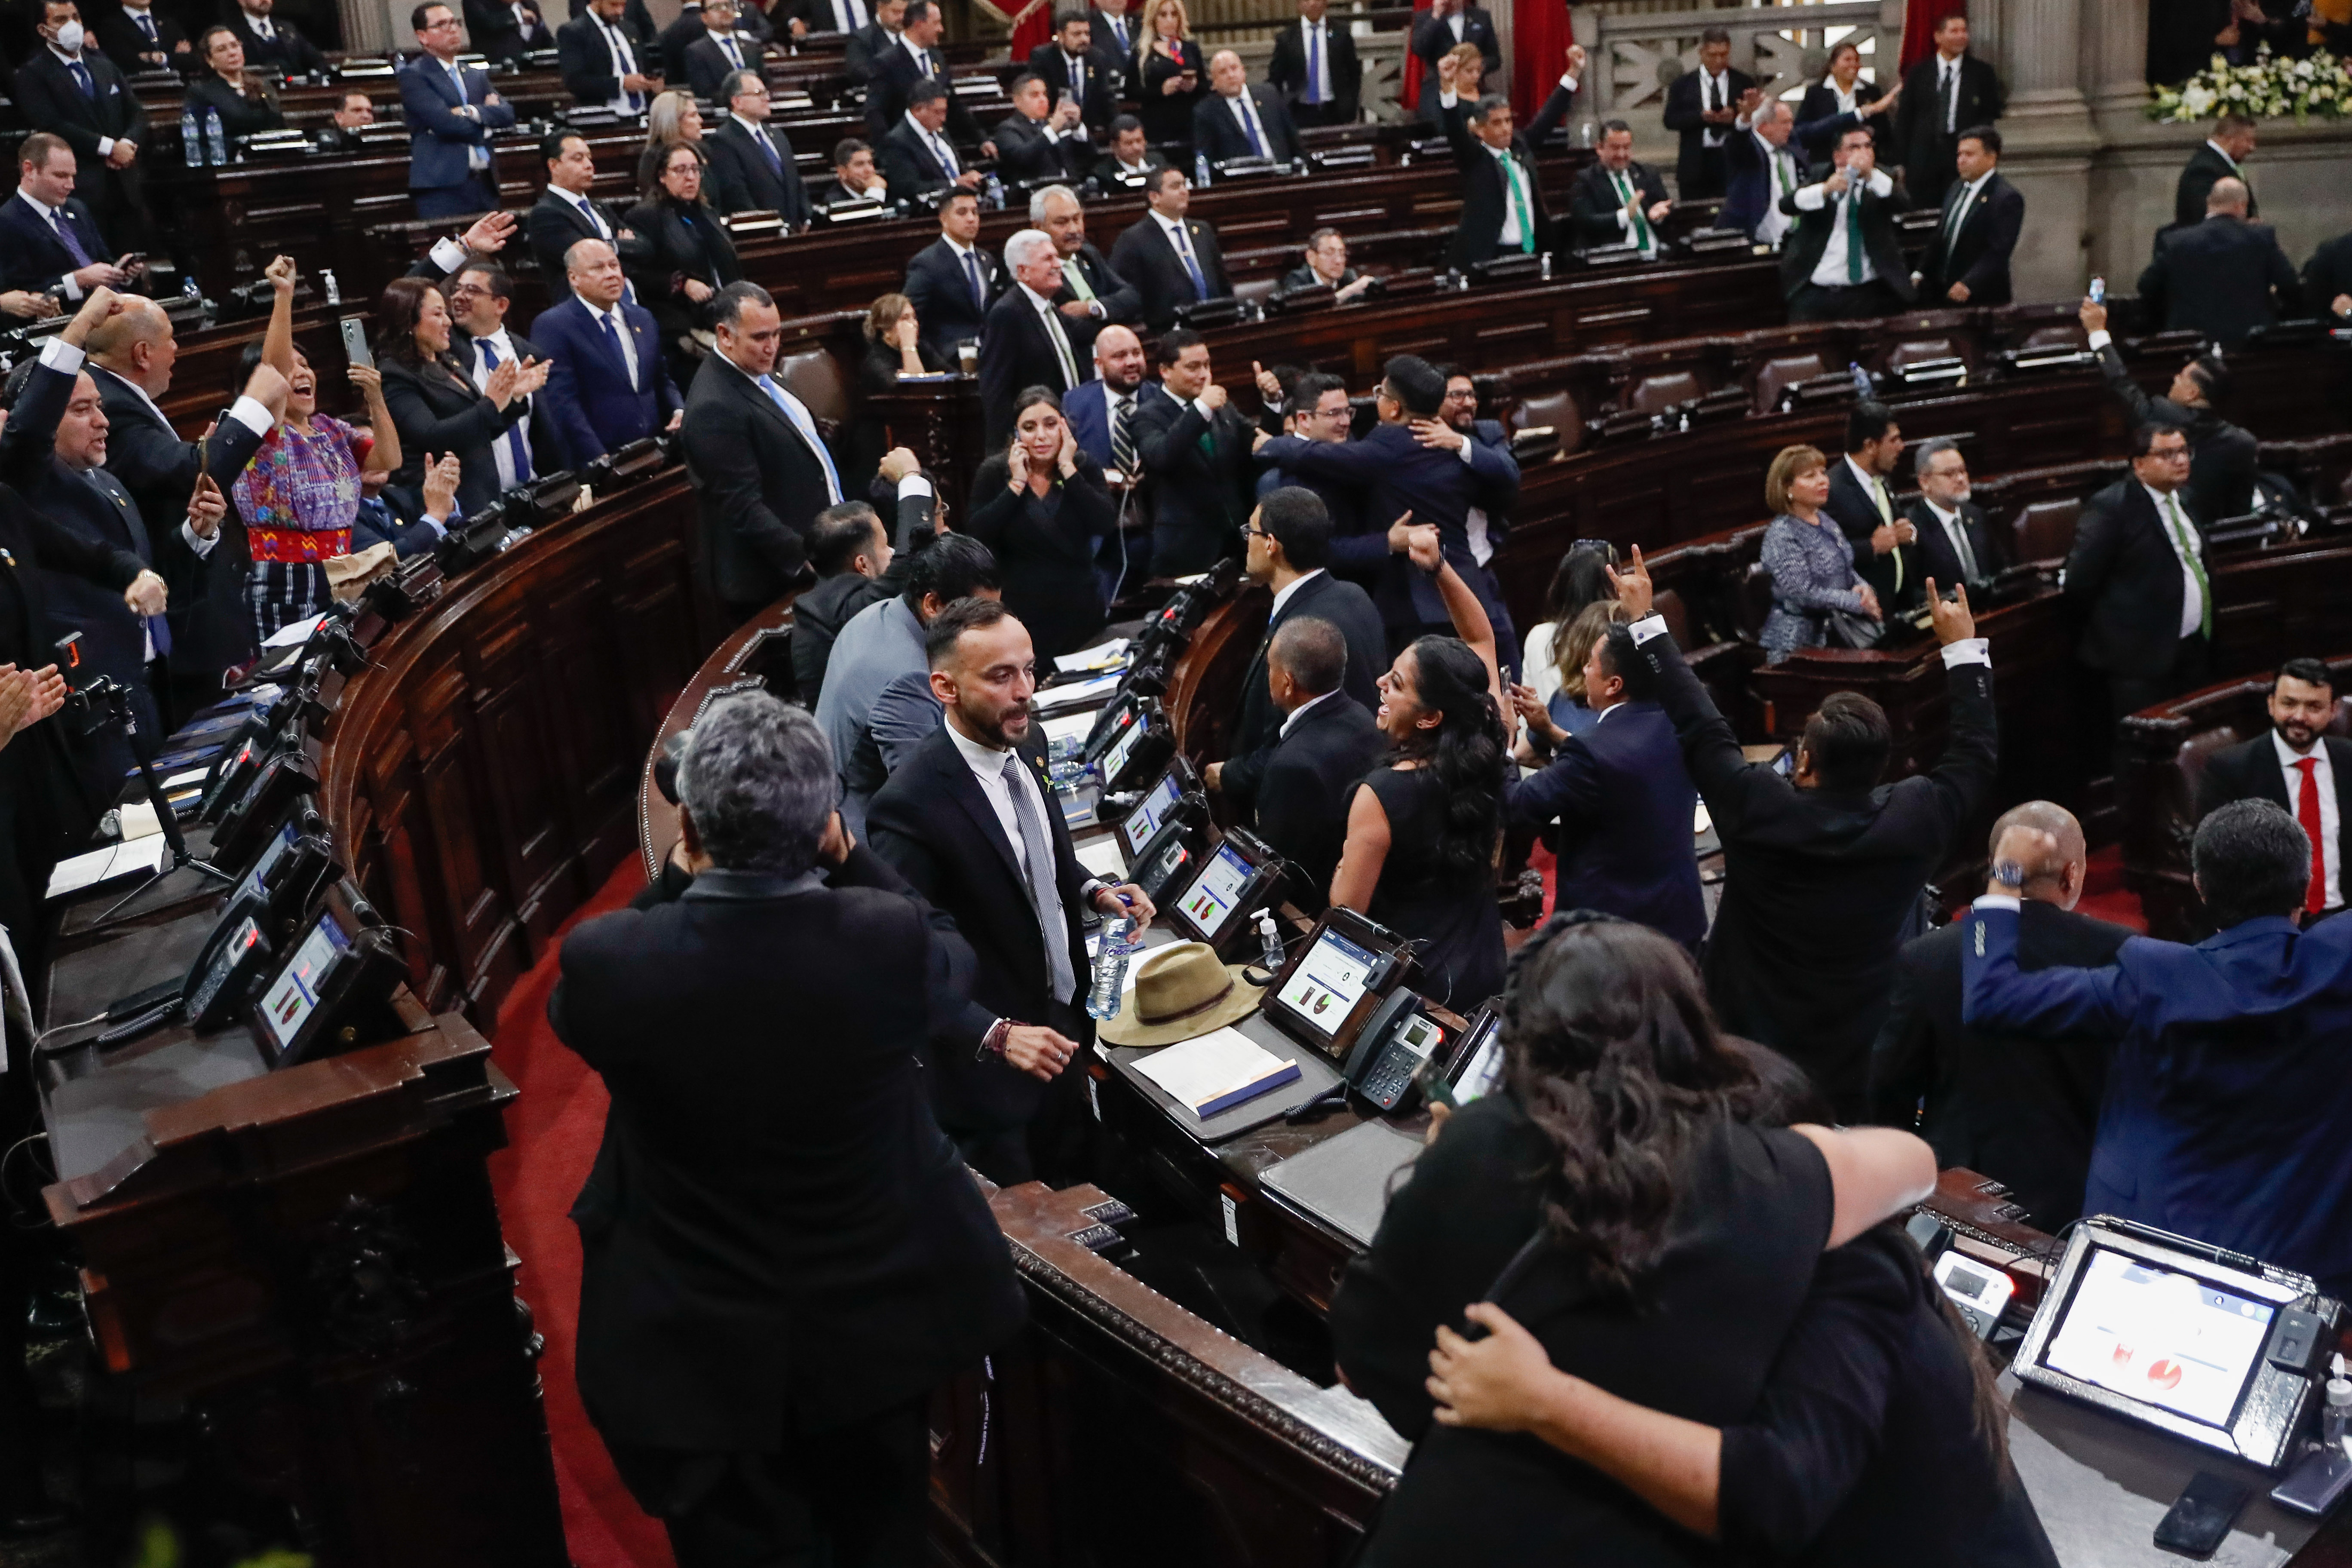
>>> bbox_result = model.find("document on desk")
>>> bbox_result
[44,837,169,900]
[1076,838,1127,880]
[1041,710,1095,748]
[1053,637,1130,675]
[1034,672,1123,713]
[1132,1027,1300,1119]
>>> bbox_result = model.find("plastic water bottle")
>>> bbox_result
[205,107,228,166]
[320,269,340,305]
[1193,151,1211,189]
[1086,916,1137,1019]
[181,104,201,167]
[1254,908,1284,974]
[180,271,200,301]
[2326,1375,2352,1455]
[984,172,1004,211]
[1847,360,1874,399]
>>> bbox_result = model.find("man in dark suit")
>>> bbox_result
[1033,184,1138,342]
[1259,370,1363,552]
[900,187,1000,363]
[2174,113,2258,230]
[681,282,848,622]
[2302,227,2352,321]
[842,0,903,86]
[865,0,987,145]
[1193,49,1303,165]
[1905,437,2002,596]
[1659,27,1753,202]
[1624,551,1997,1122]
[221,0,327,77]
[462,0,552,62]
[680,0,764,101]
[992,74,1089,186]
[1134,329,1262,577]
[1915,125,2022,307]
[14,2,148,245]
[707,70,812,225]
[978,229,1085,444]
[2196,658,2352,922]
[1267,0,1359,128]
[1778,124,1913,322]
[2139,177,2300,349]
[1203,485,1383,816]
[1444,54,1580,266]
[1409,0,1497,118]
[1824,400,1918,613]
[1504,621,1704,949]
[1092,114,1166,190]
[400,2,514,220]
[529,130,638,302]
[558,0,659,113]
[2065,423,2211,722]
[1563,115,1672,259]
[1086,0,1135,89]
[530,239,680,468]
[816,137,889,206]
[1721,95,1804,245]
[90,0,188,77]
[1890,11,2004,209]
[447,259,560,490]
[868,598,1156,1184]
[1279,227,1375,301]
[788,483,931,700]
[1966,800,2352,1295]
[1,135,131,300]
[782,0,872,37]
[1869,801,2129,1232]
[2080,294,2259,521]
[1063,324,1158,471]
[1028,9,1116,134]
[1253,617,1389,909]
[882,80,984,205]
[1106,166,1233,330]
[552,692,1025,1568]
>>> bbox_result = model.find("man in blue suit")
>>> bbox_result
[531,238,681,467]
[1963,800,2352,1296]
[1504,620,1703,948]
[401,1,515,219]
[1721,95,1805,246]
[1062,323,1163,598]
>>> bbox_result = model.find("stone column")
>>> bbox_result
[1979,0,2096,300]
[2081,0,2150,120]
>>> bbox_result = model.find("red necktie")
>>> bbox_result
[2294,756,2327,913]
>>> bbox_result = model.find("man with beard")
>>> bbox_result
[2195,658,2352,924]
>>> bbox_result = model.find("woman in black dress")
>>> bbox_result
[964,387,1113,661]
[1134,0,1206,155]
[186,25,285,139]
[1329,544,1511,1009]
[624,141,744,386]
[1328,913,1943,1568]
[373,274,548,515]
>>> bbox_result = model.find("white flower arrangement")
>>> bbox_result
[2150,46,2351,123]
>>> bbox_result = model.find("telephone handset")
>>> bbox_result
[1341,989,1447,1112]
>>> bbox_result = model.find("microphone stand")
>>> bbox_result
[78,675,235,928]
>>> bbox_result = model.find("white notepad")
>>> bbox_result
[45,837,168,899]
[1131,1026,1300,1118]
[1035,672,1123,713]
[1076,838,1127,880]
[1054,638,1130,674]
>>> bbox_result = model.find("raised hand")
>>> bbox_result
[1926,577,1976,645]
[1199,382,1228,412]
[423,452,463,520]
[483,357,521,407]
[1406,524,1442,572]
[187,474,226,540]
[460,209,517,255]
[1253,360,1282,403]
[1606,543,1653,617]
[264,253,297,294]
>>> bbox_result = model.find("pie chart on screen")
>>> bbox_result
[2146,1359,2184,1392]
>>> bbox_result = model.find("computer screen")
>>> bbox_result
[246,822,298,896]
[1174,841,1255,940]
[1119,767,1185,857]
[1451,1013,1506,1103]
[257,912,351,1052]
[1276,926,1378,1041]
[1102,709,1149,786]
[2039,1246,2278,1429]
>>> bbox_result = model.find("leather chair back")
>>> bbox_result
[1751,353,1826,411]
[2011,498,2081,564]
[774,347,851,427]
[1627,370,1702,417]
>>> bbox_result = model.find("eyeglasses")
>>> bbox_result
[420,14,458,28]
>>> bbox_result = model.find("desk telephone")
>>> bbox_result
[1341,990,1447,1112]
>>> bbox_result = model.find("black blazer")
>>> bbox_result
[1133,389,1258,575]
[1266,16,1359,122]
[1191,82,1303,166]
[2094,342,2258,521]
[880,119,971,205]
[964,452,1115,660]
[622,196,742,335]
[1870,902,2133,1230]
[90,6,188,75]
[977,286,1082,443]
[1257,692,1389,911]
[1564,155,1670,251]
[1446,83,1576,265]
[1106,210,1233,330]
[842,18,897,83]
[1052,239,1139,336]
[1278,261,1359,294]
[0,192,113,295]
[901,235,1004,362]
[1824,455,1918,610]
[990,112,1086,186]
[865,36,981,141]
[184,73,285,138]
[551,845,1025,1450]
[1085,5,1136,86]
[1136,39,1207,147]
[1660,65,1755,193]
[681,28,759,100]
[2197,733,2352,908]
[378,353,534,513]
[1916,170,2022,306]
[868,724,1097,1133]
[2139,215,2299,350]
[2063,477,2205,679]
[705,115,811,224]
[2174,139,2255,230]
[218,8,328,74]
[1795,77,1886,136]
[463,0,554,61]
[790,571,892,699]
[14,48,147,176]
[681,353,841,606]
[1026,42,1117,131]
[1890,52,2004,190]
[1637,625,1999,1121]
[557,12,647,105]
[2304,230,2352,317]
[1504,700,1706,950]
[1408,5,1497,107]
[1218,569,1385,812]
[1777,174,1915,304]
[526,186,637,298]
[1092,149,1168,191]
[1902,497,2003,592]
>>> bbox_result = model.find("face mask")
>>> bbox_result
[53,19,86,51]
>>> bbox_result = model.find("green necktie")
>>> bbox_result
[2165,493,2212,638]
[1613,170,1651,251]
[1502,151,1536,254]
[1062,256,1095,301]
[1872,476,1902,592]
[1845,189,1864,283]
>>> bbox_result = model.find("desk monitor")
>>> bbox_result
[2014,1217,2341,1469]
[1115,755,1200,859]
[252,881,406,1068]
[1099,698,1175,797]
[1165,827,1285,957]
[1442,999,1507,1104]
[1263,906,1414,1063]
[1082,689,1143,767]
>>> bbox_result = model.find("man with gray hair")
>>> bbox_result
[553,690,1021,1568]
[1722,93,1800,247]
[978,226,1085,442]
[1902,436,2000,595]
[1031,182,1138,334]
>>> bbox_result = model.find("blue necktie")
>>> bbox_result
[1238,94,1265,156]
[136,12,156,42]
[1172,223,1206,298]
[478,339,535,484]
[757,375,843,501]
[603,22,642,112]
[69,58,95,97]
[756,126,782,176]
[49,209,92,267]
[1305,24,1321,104]
[600,308,635,390]
[963,248,983,309]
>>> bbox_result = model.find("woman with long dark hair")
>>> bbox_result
[374,274,547,514]
[1329,914,1941,1568]
[625,141,743,384]
[1521,541,1615,709]
[964,387,1113,661]
[1330,537,1511,1008]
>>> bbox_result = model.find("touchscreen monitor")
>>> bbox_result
[257,912,351,1053]
[1118,767,1185,858]
[245,821,298,896]
[1276,925,1379,1042]
[2038,1247,2277,1430]
[1102,710,1148,786]
[1173,841,1254,942]
[1450,1009,1506,1103]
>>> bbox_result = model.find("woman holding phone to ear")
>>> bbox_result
[964,387,1112,660]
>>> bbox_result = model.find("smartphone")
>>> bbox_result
[1413,1050,1458,1110]
[2271,1446,2352,1517]
[2088,275,2107,304]
[2153,1471,2251,1559]
[340,316,374,371]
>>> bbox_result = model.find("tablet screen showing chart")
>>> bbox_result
[2039,1246,2276,1429]
[1174,842,1253,941]
[1276,926,1377,1042]
[1102,713,1147,787]
[1119,767,1185,857]
[257,913,351,1052]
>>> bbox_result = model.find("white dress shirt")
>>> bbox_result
[468,327,531,491]
[2204,136,2242,175]
[1938,55,1963,133]
[1750,128,1799,249]
[2274,727,2342,908]
[1795,166,1893,286]
[1697,67,1730,147]
[595,17,639,113]
[898,34,934,75]
[595,302,642,389]
[1922,497,1981,581]
[2145,482,2206,639]
[908,111,959,176]
[1298,18,1330,102]
[1268,566,1325,623]
[1019,281,1082,387]
[1223,86,1271,154]
[242,8,273,39]
[946,719,1049,878]
[1830,81,1861,116]
[1943,168,1993,244]
[46,47,120,159]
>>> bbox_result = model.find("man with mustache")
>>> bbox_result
[2195,657,2352,924]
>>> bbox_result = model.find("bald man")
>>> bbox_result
[1867,801,2131,1228]
[529,237,681,466]
[2139,174,2300,349]
[1192,48,1303,165]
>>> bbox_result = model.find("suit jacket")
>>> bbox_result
[1218,569,1385,811]
[1563,156,1671,252]
[1093,150,1167,191]
[815,593,926,829]
[1503,700,1705,949]
[706,115,812,224]
[551,846,1024,1450]
[1891,52,2004,201]
[12,49,147,194]
[1106,211,1233,331]
[1870,902,2132,1232]
[1903,497,2002,593]
[977,287,1082,444]
[1825,456,1918,610]
[2174,139,2256,231]
[880,118,973,205]
[990,112,1086,186]
[1084,5,1136,89]
[1444,84,1576,266]
[1660,66,1755,194]
[558,12,646,105]
[1776,173,1915,304]
[681,353,840,608]
[1794,77,1885,141]
[1639,626,1998,1121]
[398,52,513,192]
[901,235,1004,362]
[1134,391,1259,575]
[379,352,534,513]
[2094,342,2258,521]
[2063,478,2206,678]
[218,8,328,74]
[1409,5,1497,110]
[869,724,1097,1133]
[0,193,113,296]
[790,570,892,701]
[1027,43,1117,131]
[527,186,638,299]
[1960,901,2352,1292]
[463,0,555,61]
[529,296,678,466]
[682,29,761,101]
[1258,692,1389,911]
[843,18,898,84]
[2139,215,2299,350]
[1266,16,1360,122]
[865,36,981,141]
[1191,82,1303,166]
[2301,229,2352,315]
[185,73,285,138]
[1720,125,1805,237]
[1062,377,1169,470]
[1052,240,1138,339]
[91,6,188,75]
[1917,170,2022,307]
[2196,733,2352,911]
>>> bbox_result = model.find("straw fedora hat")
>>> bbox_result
[1096,941,1263,1047]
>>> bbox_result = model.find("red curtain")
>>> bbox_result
[1007,0,1054,67]
[1899,0,1965,72]
[1401,0,1434,110]
[1512,0,1577,117]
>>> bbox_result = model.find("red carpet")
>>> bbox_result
[2074,845,2148,932]
[488,853,675,1568]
